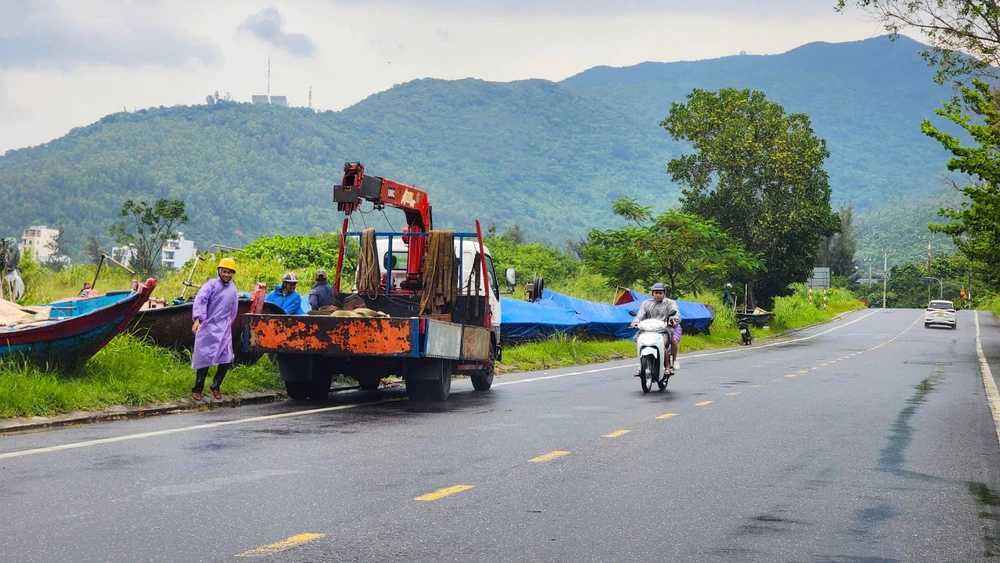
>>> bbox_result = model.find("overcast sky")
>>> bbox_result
[0,0,888,153]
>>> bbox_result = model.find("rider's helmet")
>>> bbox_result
[651,282,665,292]
[282,272,298,284]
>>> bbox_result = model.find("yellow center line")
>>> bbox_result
[414,484,474,501]
[726,392,741,396]
[603,430,631,438]
[656,413,679,419]
[798,370,808,373]
[751,385,763,389]
[811,367,819,370]
[696,401,713,407]
[529,450,571,463]
[785,374,796,378]
[236,533,325,557]
[821,363,828,366]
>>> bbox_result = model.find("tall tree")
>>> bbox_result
[582,197,761,297]
[43,222,70,271]
[662,88,839,305]
[817,204,858,277]
[83,235,104,265]
[924,80,1000,287]
[837,0,1000,288]
[108,199,188,277]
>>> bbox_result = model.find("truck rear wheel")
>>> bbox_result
[310,374,333,401]
[357,376,381,391]
[405,359,451,402]
[285,381,310,400]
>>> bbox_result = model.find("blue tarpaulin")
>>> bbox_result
[498,289,716,343]
[542,290,638,340]
[614,289,715,334]
[499,296,588,342]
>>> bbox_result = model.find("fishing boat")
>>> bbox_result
[130,294,283,364]
[0,279,157,371]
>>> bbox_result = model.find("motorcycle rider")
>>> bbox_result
[630,282,681,374]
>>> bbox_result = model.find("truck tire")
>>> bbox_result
[358,376,381,391]
[285,381,310,400]
[405,377,428,401]
[426,360,452,402]
[405,359,451,402]
[310,374,333,401]
[471,342,496,391]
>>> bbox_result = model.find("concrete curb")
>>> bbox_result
[0,384,360,435]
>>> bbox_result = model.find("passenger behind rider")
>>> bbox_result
[630,282,681,373]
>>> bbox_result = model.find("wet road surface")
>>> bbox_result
[3,309,1000,562]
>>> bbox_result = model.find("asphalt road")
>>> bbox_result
[3,309,1000,562]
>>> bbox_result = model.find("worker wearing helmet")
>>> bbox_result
[630,282,681,372]
[190,257,240,401]
[309,269,336,310]
[266,272,305,315]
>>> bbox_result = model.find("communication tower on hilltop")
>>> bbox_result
[309,86,312,109]
[251,54,287,106]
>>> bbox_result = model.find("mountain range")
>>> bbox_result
[0,34,962,266]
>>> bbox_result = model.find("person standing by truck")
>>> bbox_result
[266,272,305,315]
[308,269,336,310]
[191,257,239,401]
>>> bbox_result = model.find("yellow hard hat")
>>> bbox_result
[218,257,237,272]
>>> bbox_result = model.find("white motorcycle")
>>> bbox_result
[635,318,675,393]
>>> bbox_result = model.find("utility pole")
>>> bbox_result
[882,250,888,309]
[926,237,932,303]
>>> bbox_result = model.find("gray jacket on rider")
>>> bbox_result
[635,298,680,326]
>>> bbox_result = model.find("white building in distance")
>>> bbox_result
[21,225,59,262]
[162,233,196,269]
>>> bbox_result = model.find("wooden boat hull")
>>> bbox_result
[130,299,282,365]
[0,279,157,371]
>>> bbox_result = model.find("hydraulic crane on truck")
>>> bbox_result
[333,162,432,293]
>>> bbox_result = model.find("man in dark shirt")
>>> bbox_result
[309,269,336,310]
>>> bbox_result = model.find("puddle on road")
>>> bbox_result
[877,367,944,479]
[969,482,1000,557]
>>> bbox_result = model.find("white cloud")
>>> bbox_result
[237,7,317,58]
[0,0,222,70]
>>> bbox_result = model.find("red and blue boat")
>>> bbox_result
[0,279,156,371]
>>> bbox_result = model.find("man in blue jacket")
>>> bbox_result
[266,272,305,315]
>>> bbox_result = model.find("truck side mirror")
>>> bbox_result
[504,268,516,293]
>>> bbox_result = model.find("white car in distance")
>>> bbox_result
[924,299,957,329]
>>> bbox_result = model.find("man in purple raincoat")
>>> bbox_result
[191,257,239,401]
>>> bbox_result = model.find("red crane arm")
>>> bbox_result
[333,162,432,291]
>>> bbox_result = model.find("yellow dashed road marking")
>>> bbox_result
[726,392,741,396]
[798,370,808,373]
[530,450,571,463]
[696,401,713,407]
[656,413,679,419]
[811,367,819,370]
[603,430,630,438]
[414,485,474,501]
[785,374,796,378]
[236,534,326,557]
[752,385,763,389]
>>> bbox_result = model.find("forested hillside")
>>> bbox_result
[0,35,959,264]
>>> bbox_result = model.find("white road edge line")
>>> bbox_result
[683,309,880,360]
[975,311,1000,448]
[0,400,387,461]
